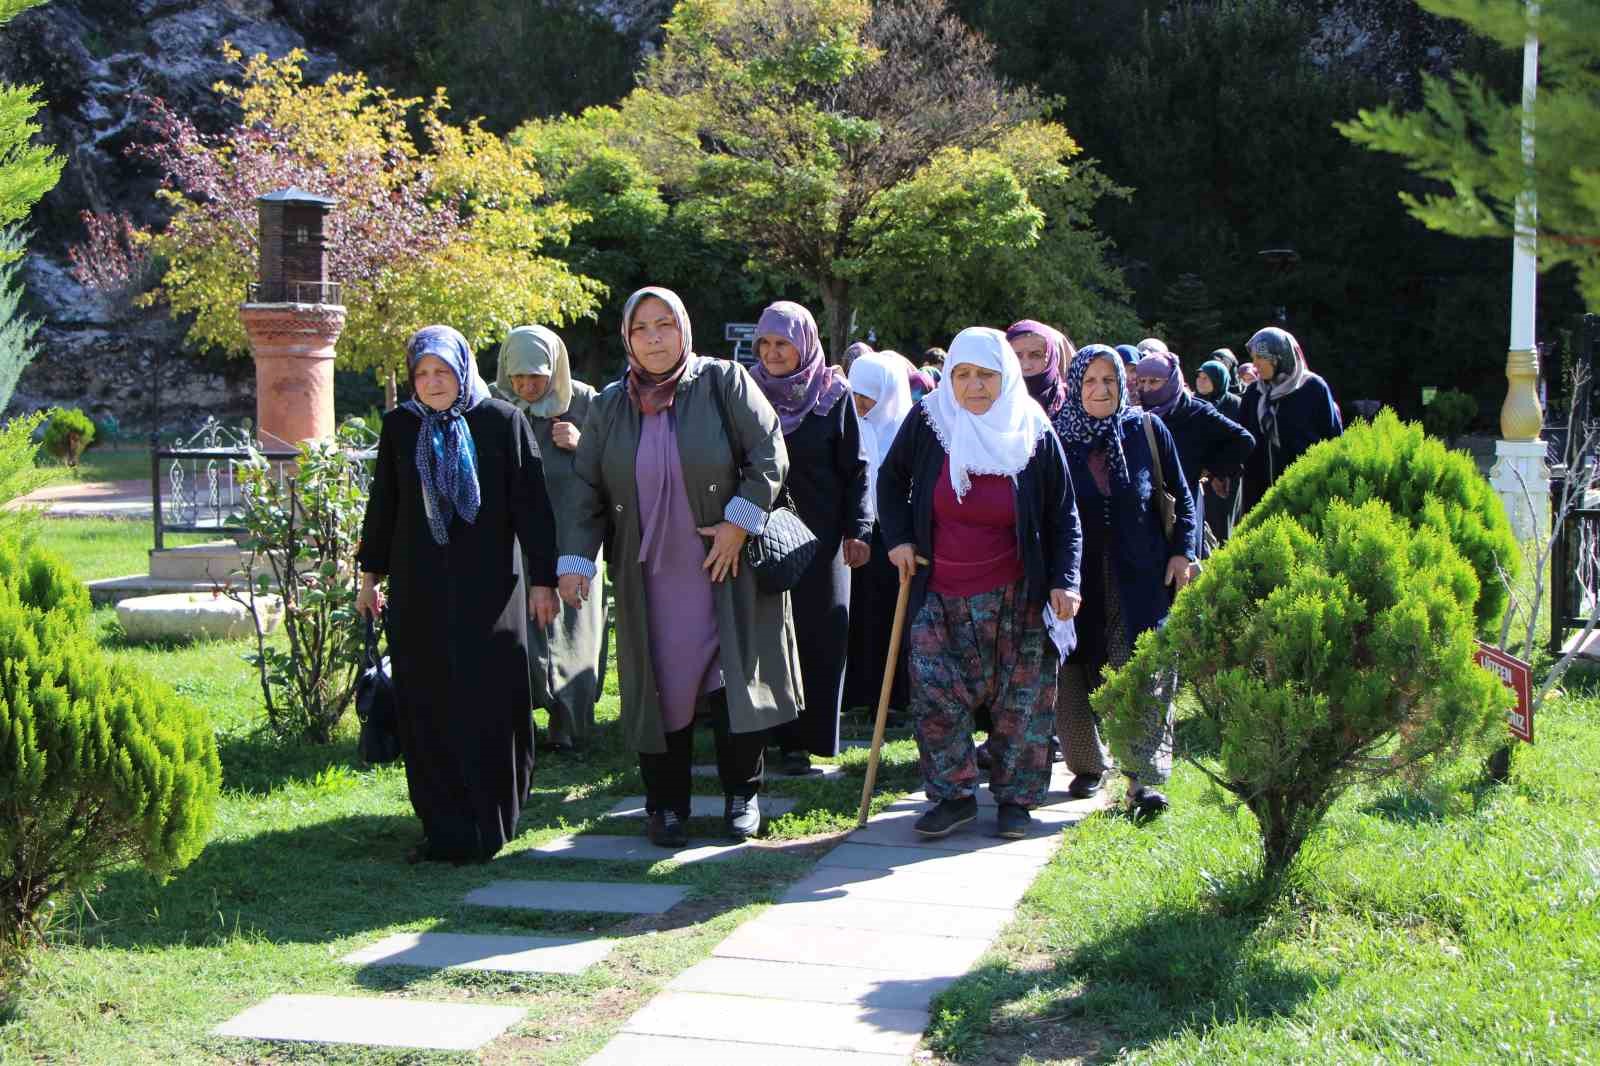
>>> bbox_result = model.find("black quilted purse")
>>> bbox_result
[707,371,819,594]
[355,616,402,765]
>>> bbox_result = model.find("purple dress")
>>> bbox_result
[636,411,723,732]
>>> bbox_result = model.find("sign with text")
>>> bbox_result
[1474,641,1533,743]
[724,323,757,365]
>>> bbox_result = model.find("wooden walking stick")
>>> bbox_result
[858,555,927,826]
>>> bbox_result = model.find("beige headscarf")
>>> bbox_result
[495,325,572,419]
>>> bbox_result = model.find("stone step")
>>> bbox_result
[603,795,798,819]
[526,834,753,866]
[464,880,687,915]
[669,956,957,1010]
[622,991,928,1057]
[713,920,988,979]
[753,894,1011,940]
[341,931,613,974]
[779,866,1032,911]
[691,763,844,778]
[845,805,1080,857]
[817,842,1047,875]
[587,1033,909,1066]
[213,993,522,1052]
[148,540,246,581]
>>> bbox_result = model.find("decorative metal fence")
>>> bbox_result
[151,417,377,550]
[1548,467,1600,655]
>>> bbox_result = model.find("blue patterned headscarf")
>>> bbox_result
[401,325,491,545]
[1056,344,1132,490]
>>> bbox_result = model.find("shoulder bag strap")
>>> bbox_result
[1142,413,1166,500]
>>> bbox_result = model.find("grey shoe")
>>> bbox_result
[725,794,760,840]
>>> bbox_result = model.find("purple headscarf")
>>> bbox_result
[749,301,849,434]
[1006,319,1071,418]
[1135,352,1184,419]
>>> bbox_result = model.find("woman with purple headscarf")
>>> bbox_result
[750,300,872,773]
[1006,319,1074,420]
[357,325,560,864]
[1133,350,1254,557]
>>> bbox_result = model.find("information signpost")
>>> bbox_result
[725,323,757,366]
[1474,641,1534,743]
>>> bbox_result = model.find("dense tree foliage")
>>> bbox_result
[0,0,61,262]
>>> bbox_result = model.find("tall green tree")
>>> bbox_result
[0,0,62,264]
[0,227,37,413]
[1338,0,1600,308]
[614,0,1131,356]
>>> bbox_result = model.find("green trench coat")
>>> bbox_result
[561,356,804,755]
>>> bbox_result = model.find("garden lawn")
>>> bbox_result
[924,688,1600,1065]
[34,517,211,581]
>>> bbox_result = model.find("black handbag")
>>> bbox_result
[706,371,819,593]
[355,616,402,765]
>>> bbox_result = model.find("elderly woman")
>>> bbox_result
[1206,348,1247,402]
[557,287,801,848]
[1194,357,1247,547]
[357,326,560,864]
[749,300,871,774]
[1006,319,1073,420]
[842,350,915,718]
[877,327,1082,839]
[1134,350,1254,559]
[1052,344,1196,817]
[491,325,607,754]
[1238,326,1342,513]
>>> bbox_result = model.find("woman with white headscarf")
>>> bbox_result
[357,325,560,863]
[1238,326,1342,512]
[492,325,608,753]
[842,351,915,718]
[876,327,1082,840]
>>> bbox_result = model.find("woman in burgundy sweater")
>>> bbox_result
[876,327,1083,840]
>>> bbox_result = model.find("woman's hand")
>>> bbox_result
[1165,555,1194,591]
[356,573,385,620]
[697,521,748,582]
[1049,588,1081,620]
[558,573,590,608]
[529,585,559,629]
[551,420,581,451]
[887,543,918,583]
[842,538,870,568]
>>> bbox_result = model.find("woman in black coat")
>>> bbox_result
[1134,351,1254,557]
[357,325,560,864]
[1193,357,1251,546]
[1238,327,1343,513]
[748,301,872,775]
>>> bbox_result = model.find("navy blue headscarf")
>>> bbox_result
[401,325,491,545]
[1056,344,1133,490]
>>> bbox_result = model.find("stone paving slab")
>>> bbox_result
[692,763,844,778]
[779,866,1031,911]
[604,795,798,819]
[623,991,929,1056]
[714,920,989,977]
[526,834,751,865]
[818,841,1048,875]
[213,993,522,1051]
[897,782,1086,808]
[754,894,1012,939]
[848,807,1079,856]
[341,932,614,974]
[669,956,959,1010]
[464,880,687,914]
[587,1033,908,1065]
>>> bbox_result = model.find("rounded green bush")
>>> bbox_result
[0,536,220,971]
[1422,389,1479,444]
[1237,408,1518,635]
[41,408,96,468]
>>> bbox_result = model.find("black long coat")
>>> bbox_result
[1159,391,1255,556]
[357,398,558,862]
[1239,374,1343,512]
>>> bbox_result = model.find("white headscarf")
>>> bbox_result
[848,350,914,505]
[922,326,1053,500]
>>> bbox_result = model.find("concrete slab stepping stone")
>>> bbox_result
[779,866,1031,911]
[669,956,959,1010]
[818,841,1047,875]
[341,931,613,974]
[623,991,929,1056]
[604,795,798,819]
[464,880,686,914]
[755,894,1011,939]
[898,783,1087,808]
[692,763,843,777]
[847,807,1077,856]
[714,920,989,977]
[213,993,522,1052]
[527,834,751,865]
[587,1033,909,1065]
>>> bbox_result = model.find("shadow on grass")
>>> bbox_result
[931,888,1323,1064]
[216,727,367,794]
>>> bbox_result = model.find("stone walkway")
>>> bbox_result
[11,478,151,517]
[212,764,1096,1060]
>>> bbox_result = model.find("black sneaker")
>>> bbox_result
[914,795,978,838]
[996,803,1031,839]
[780,750,812,776]
[1067,773,1102,799]
[647,809,689,848]
[1128,785,1169,820]
[725,794,760,840]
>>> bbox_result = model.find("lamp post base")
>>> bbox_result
[1490,438,1550,543]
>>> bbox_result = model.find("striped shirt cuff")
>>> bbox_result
[557,555,598,580]
[725,495,768,535]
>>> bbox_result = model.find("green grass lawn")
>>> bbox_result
[35,517,213,581]
[38,444,155,484]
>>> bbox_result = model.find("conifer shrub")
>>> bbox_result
[41,408,95,468]
[1236,409,1518,634]
[1096,500,1510,881]
[1422,388,1479,446]
[0,536,220,992]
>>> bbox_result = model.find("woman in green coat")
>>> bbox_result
[492,325,608,753]
[557,286,802,848]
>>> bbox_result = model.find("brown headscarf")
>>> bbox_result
[621,286,693,415]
